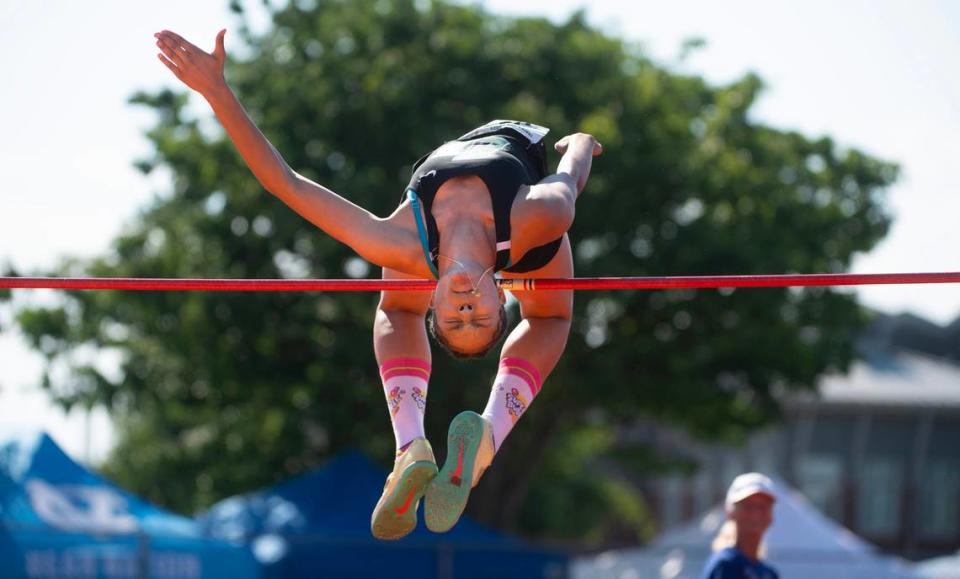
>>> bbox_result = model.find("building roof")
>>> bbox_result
[809,348,960,409]
[862,312,960,363]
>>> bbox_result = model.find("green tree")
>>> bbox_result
[14,0,895,545]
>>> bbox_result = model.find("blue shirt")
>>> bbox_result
[700,547,779,579]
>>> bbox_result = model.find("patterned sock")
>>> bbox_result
[481,357,542,453]
[379,358,430,452]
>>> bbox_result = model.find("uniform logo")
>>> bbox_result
[452,147,499,162]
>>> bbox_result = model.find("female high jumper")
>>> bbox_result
[154,28,601,540]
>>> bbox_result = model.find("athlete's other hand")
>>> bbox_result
[154,29,228,98]
[555,133,603,157]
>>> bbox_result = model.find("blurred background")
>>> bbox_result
[1,1,958,577]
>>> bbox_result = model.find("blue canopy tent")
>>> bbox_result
[0,430,258,579]
[198,451,568,578]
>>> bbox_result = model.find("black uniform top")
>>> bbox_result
[404,121,562,278]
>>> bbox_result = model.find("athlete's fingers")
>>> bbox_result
[160,30,202,55]
[157,53,184,80]
[154,31,181,51]
[155,35,181,52]
[154,32,187,59]
[155,38,185,66]
[213,29,227,63]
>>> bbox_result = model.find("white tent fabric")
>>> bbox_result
[914,551,960,579]
[574,477,920,579]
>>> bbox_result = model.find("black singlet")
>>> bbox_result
[404,121,562,278]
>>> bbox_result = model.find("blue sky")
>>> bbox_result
[1,0,958,463]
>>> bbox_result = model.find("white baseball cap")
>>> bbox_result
[725,472,777,510]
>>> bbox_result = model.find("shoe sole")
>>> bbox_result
[424,411,484,533]
[371,460,438,541]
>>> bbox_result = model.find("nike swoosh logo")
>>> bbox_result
[394,488,417,515]
[450,440,465,487]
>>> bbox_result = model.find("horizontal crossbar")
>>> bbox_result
[1,272,959,292]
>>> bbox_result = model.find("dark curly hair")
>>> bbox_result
[427,303,509,359]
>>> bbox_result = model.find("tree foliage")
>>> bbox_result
[14,0,895,545]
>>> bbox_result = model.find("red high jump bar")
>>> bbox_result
[0,272,959,292]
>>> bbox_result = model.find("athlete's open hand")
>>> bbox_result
[555,133,603,157]
[154,29,228,97]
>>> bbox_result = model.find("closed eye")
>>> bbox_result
[445,318,491,330]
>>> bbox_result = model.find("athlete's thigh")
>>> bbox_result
[378,267,432,313]
[374,267,432,364]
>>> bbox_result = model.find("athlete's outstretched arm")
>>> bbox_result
[154,29,413,270]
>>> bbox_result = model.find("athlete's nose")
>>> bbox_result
[458,303,473,313]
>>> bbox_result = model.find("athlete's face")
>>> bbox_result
[433,270,504,355]
[729,493,774,537]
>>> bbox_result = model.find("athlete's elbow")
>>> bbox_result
[263,168,298,198]
[554,171,585,199]
[351,231,411,273]
[262,179,289,198]
[550,176,578,228]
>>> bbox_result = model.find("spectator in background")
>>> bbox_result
[700,472,780,579]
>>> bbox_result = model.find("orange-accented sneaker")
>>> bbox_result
[424,411,495,533]
[371,437,438,540]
